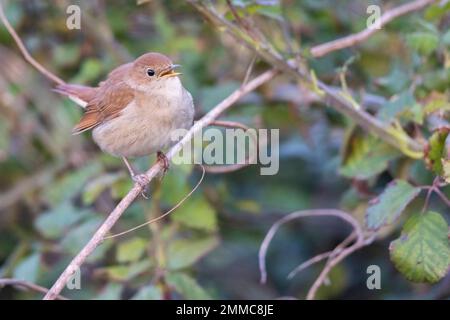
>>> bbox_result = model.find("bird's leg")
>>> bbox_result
[122,157,150,198]
[157,151,170,173]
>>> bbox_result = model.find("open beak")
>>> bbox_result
[160,64,181,78]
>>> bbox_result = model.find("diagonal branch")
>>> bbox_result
[188,0,427,159]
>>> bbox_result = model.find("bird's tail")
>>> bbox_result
[53,84,97,108]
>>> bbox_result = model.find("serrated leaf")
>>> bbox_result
[116,238,147,263]
[166,272,211,299]
[365,180,420,230]
[426,130,449,176]
[390,211,450,283]
[340,134,400,180]
[167,236,219,270]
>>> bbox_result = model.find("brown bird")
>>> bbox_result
[54,52,195,186]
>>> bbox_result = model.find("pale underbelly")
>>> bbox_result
[92,102,193,158]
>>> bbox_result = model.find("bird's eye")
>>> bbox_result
[146,68,155,77]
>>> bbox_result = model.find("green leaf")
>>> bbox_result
[35,202,89,239]
[340,134,400,180]
[131,285,162,300]
[426,130,449,176]
[377,66,409,94]
[166,272,211,299]
[97,259,153,282]
[60,216,112,263]
[167,236,219,270]
[94,283,123,300]
[43,162,102,205]
[13,253,41,283]
[71,58,104,83]
[378,91,422,124]
[172,195,217,231]
[425,2,450,21]
[365,180,421,230]
[406,32,439,56]
[443,29,450,46]
[200,82,240,112]
[390,211,450,283]
[424,92,450,114]
[116,238,147,263]
[442,159,450,184]
[82,172,125,205]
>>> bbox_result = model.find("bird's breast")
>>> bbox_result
[92,82,194,158]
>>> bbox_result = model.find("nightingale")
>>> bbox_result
[54,52,195,186]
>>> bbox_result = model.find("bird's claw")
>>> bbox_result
[157,151,170,174]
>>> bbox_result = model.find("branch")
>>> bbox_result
[310,0,437,58]
[287,232,357,280]
[258,209,364,284]
[43,68,278,300]
[188,0,427,159]
[0,278,68,300]
[258,209,375,300]
[306,234,375,300]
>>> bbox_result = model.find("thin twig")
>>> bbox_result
[258,209,364,284]
[0,278,68,300]
[242,55,257,87]
[287,232,357,280]
[0,1,65,85]
[433,188,450,208]
[310,0,437,58]
[43,68,278,300]
[306,234,376,300]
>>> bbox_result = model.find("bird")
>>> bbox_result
[54,52,195,187]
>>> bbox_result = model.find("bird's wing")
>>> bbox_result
[72,80,134,134]
[54,63,132,108]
